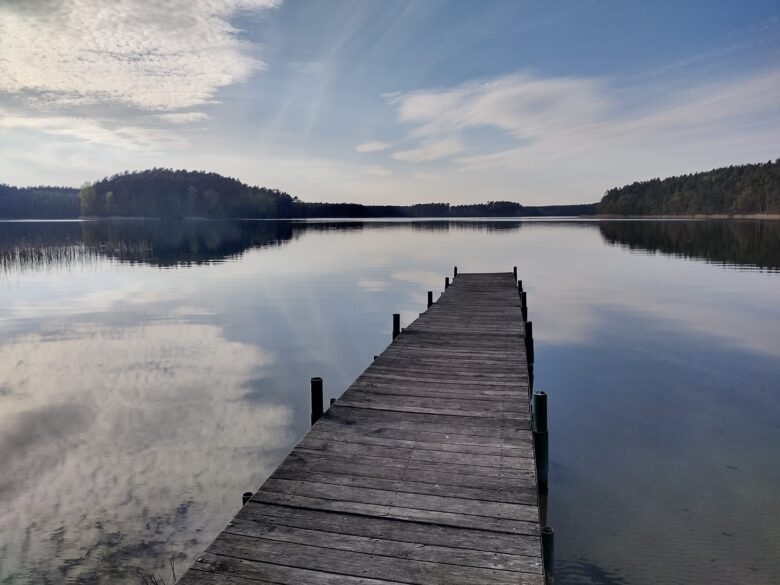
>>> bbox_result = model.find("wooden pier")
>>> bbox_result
[179,271,547,585]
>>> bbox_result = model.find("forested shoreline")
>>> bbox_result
[598,160,779,215]
[0,184,79,218]
[2,160,778,220]
[3,169,595,219]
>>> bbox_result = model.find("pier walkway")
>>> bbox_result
[179,271,544,585]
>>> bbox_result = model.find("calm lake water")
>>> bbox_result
[0,218,778,585]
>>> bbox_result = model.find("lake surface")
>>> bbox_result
[0,218,778,585]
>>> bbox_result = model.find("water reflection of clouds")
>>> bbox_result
[0,320,291,583]
[356,278,386,292]
[391,269,444,288]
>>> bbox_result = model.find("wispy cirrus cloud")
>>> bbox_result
[153,112,211,124]
[356,141,392,153]
[364,165,392,176]
[391,136,464,162]
[452,68,780,172]
[385,73,606,163]
[392,73,606,142]
[380,68,780,195]
[0,108,190,150]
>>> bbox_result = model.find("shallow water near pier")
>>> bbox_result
[0,218,778,585]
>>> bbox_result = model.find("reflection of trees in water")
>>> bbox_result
[296,219,532,233]
[0,222,94,274]
[81,220,296,266]
[5,219,777,274]
[3,220,535,273]
[0,220,298,273]
[16,218,776,274]
[599,220,780,271]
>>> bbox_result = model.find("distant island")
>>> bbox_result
[1,160,777,220]
[598,159,779,216]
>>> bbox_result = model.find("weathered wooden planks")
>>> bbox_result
[179,272,542,585]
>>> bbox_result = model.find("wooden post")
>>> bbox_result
[445,276,450,289]
[532,391,547,432]
[526,320,534,392]
[533,391,548,492]
[427,291,433,307]
[539,489,549,529]
[392,313,400,339]
[310,377,323,425]
[513,266,517,279]
[242,492,253,505]
[520,291,528,322]
[518,279,523,293]
[453,266,458,277]
[542,526,554,580]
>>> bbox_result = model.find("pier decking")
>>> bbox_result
[179,272,544,585]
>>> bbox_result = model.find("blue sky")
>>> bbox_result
[0,0,778,204]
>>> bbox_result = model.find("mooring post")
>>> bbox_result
[526,320,535,391]
[513,266,517,279]
[242,492,253,506]
[310,377,323,425]
[520,291,528,321]
[518,279,523,293]
[542,526,555,581]
[427,291,433,307]
[392,313,400,339]
[533,391,549,492]
[453,266,458,277]
[539,489,549,528]
[445,276,450,289]
[532,391,547,433]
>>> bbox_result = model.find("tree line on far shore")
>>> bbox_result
[2,160,778,220]
[597,159,779,215]
[0,184,79,218]
[0,170,594,219]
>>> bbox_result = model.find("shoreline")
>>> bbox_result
[2,213,780,222]
[595,213,780,220]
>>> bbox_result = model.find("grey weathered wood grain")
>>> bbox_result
[224,515,542,572]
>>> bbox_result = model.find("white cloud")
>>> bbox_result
[383,68,780,196]
[0,0,279,151]
[386,73,605,164]
[364,165,392,176]
[454,68,780,173]
[392,136,464,162]
[356,141,392,153]
[392,73,606,141]
[154,112,211,124]
[0,0,279,111]
[0,108,190,150]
